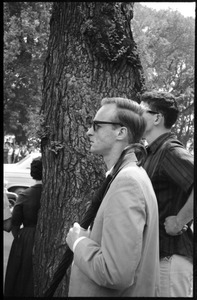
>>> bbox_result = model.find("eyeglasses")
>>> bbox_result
[146,110,159,114]
[92,120,123,131]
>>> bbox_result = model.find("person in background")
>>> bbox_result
[17,144,22,162]
[66,97,160,297]
[4,142,10,163]
[140,91,193,297]
[7,143,14,164]
[29,144,40,153]
[19,144,29,160]
[13,144,20,163]
[3,190,12,232]
[4,157,42,297]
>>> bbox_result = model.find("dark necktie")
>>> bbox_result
[146,145,151,154]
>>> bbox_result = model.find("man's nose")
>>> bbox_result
[86,126,93,136]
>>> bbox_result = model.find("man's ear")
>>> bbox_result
[154,113,163,125]
[117,127,127,140]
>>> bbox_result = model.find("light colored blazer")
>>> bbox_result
[68,153,160,297]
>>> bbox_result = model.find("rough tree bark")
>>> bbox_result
[33,2,145,297]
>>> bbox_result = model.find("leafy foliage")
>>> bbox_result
[132,3,194,152]
[4,2,52,143]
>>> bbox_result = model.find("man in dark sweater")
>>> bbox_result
[140,91,193,297]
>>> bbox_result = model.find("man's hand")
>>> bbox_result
[66,222,90,251]
[164,216,188,236]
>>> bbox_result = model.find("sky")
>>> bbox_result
[140,2,196,18]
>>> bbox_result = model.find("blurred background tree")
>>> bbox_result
[4,2,52,144]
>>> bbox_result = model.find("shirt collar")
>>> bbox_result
[106,166,114,177]
[105,151,138,177]
[147,132,176,154]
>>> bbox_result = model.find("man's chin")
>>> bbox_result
[90,148,97,154]
[89,145,95,153]
[142,132,148,140]
[90,146,100,155]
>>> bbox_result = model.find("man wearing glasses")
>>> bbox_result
[140,91,193,297]
[66,97,160,297]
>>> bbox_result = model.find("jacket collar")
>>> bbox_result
[146,132,176,154]
[107,151,138,177]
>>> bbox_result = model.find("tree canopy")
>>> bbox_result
[4,2,52,143]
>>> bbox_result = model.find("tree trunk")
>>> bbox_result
[33,2,145,296]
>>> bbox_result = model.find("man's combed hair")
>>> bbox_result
[30,157,42,180]
[101,97,146,144]
[140,91,179,128]
[101,97,147,166]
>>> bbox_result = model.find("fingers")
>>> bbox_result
[163,222,188,235]
[178,224,188,235]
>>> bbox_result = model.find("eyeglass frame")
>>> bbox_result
[92,120,123,131]
[146,109,159,114]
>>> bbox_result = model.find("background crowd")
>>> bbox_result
[4,141,41,164]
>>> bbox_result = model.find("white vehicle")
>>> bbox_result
[4,188,18,211]
[4,152,41,194]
